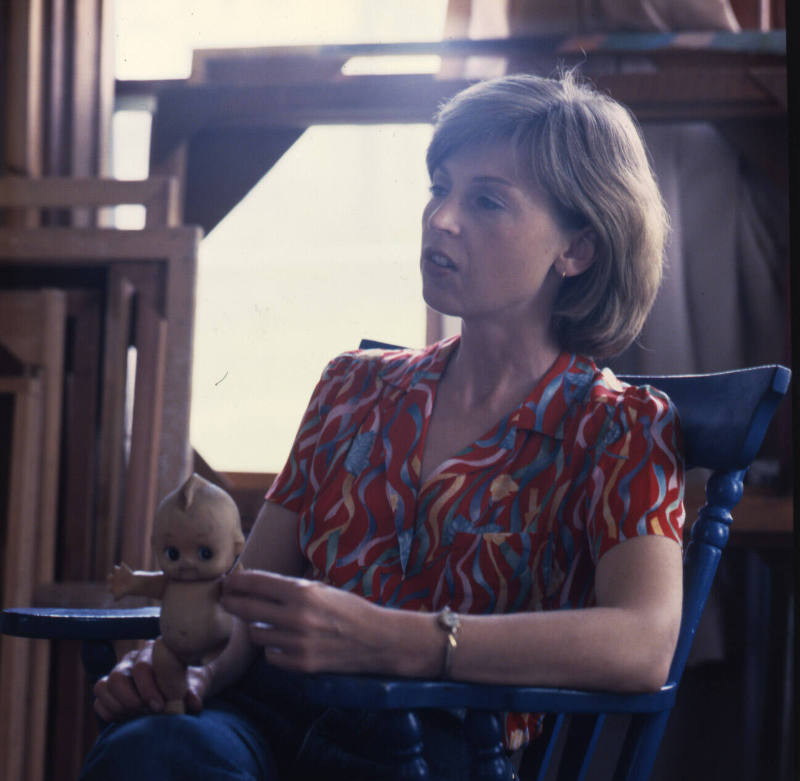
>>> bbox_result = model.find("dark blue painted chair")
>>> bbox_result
[1,347,790,781]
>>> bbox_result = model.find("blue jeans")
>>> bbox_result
[80,659,476,780]
[81,703,275,780]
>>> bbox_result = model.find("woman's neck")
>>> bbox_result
[445,319,561,410]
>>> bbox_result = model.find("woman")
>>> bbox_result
[84,71,684,780]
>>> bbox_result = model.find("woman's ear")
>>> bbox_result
[562,228,597,277]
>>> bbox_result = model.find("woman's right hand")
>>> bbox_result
[93,641,211,722]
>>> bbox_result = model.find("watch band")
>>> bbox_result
[437,606,461,679]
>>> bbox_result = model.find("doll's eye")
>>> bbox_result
[165,547,180,562]
[198,546,213,561]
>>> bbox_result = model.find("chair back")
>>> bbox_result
[617,366,790,688]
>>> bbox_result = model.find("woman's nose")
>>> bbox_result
[426,198,461,235]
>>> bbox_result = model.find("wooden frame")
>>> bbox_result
[0,175,185,566]
[0,176,194,780]
[121,32,786,240]
[0,289,66,569]
[0,226,197,781]
[0,375,44,781]
[0,290,66,781]
[0,226,200,560]
[0,176,180,227]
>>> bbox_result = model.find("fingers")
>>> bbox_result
[130,650,165,713]
[262,646,311,672]
[93,681,128,722]
[248,623,298,650]
[91,643,218,722]
[185,688,204,714]
[257,629,321,673]
[93,671,145,722]
[222,569,300,600]
[221,571,323,630]
[220,592,296,627]
[221,570,359,673]
[92,643,165,722]
[185,665,211,714]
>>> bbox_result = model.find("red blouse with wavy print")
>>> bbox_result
[266,336,685,749]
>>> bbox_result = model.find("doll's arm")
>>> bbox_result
[108,562,167,600]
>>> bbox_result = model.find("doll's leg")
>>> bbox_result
[152,637,189,714]
[79,704,278,781]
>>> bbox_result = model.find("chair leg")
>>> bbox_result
[81,639,118,684]
[378,710,431,780]
[558,714,606,781]
[464,710,516,781]
[517,714,565,781]
[614,712,669,781]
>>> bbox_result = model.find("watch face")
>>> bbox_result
[440,609,460,630]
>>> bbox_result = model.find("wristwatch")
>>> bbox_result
[437,606,461,679]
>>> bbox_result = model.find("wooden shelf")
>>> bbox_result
[114,32,787,235]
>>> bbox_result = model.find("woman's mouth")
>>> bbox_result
[423,248,457,271]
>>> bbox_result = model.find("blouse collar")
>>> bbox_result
[376,336,599,441]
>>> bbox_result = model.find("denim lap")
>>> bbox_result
[80,704,277,781]
[80,659,483,780]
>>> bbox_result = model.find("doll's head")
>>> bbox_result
[151,474,245,581]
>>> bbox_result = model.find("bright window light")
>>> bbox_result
[111,110,152,228]
[341,55,443,75]
[113,0,448,472]
[114,0,449,80]
[191,125,431,472]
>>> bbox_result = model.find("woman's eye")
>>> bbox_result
[165,547,180,562]
[428,183,447,198]
[198,546,214,561]
[476,195,504,211]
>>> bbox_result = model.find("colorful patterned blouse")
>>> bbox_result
[266,336,685,749]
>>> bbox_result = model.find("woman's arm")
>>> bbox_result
[240,500,306,574]
[203,500,306,697]
[221,534,682,692]
[449,535,682,691]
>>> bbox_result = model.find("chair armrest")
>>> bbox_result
[302,673,677,715]
[0,606,160,641]
[1,607,161,680]
[2,607,678,717]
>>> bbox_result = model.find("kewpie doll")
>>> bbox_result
[108,473,245,713]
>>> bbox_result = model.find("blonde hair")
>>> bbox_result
[427,71,668,358]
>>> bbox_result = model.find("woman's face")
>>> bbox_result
[420,142,573,331]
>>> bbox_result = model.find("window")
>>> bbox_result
[113,0,448,471]
[191,125,431,471]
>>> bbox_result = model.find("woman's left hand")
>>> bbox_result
[220,569,386,674]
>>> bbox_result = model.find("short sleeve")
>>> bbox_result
[583,384,685,563]
[265,352,361,513]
